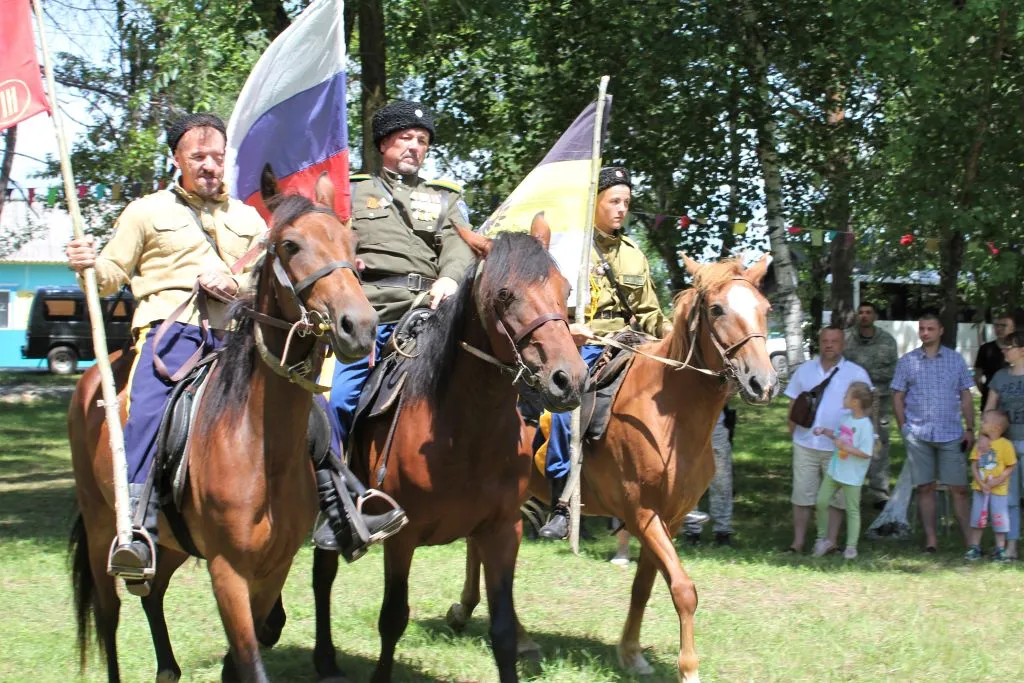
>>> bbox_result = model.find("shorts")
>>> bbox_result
[970,491,1010,533]
[903,431,968,487]
[791,443,844,509]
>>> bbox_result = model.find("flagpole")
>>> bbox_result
[566,75,610,555]
[32,0,133,550]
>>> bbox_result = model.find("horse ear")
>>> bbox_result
[457,225,492,258]
[314,172,336,210]
[530,212,551,250]
[679,251,701,277]
[260,163,280,203]
[745,253,772,288]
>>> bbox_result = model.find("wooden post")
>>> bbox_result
[32,0,133,548]
[566,76,610,555]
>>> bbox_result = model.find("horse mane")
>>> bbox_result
[198,194,327,433]
[404,231,556,405]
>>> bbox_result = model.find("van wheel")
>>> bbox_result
[47,346,78,375]
[770,352,788,381]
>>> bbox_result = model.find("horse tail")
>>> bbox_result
[68,511,93,672]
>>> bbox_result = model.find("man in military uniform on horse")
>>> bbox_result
[319,100,476,552]
[537,166,674,540]
[65,113,396,594]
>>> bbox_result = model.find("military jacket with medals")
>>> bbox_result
[585,229,669,339]
[350,168,475,323]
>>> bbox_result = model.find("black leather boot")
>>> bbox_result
[108,483,158,597]
[539,476,569,540]
[312,461,407,561]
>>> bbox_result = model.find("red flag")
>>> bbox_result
[0,0,51,131]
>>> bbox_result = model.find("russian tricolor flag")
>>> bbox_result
[226,0,350,221]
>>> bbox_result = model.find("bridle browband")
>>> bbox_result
[244,206,362,393]
[678,277,767,380]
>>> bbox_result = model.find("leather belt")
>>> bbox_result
[595,310,628,320]
[366,273,436,292]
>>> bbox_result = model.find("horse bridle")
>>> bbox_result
[680,277,766,381]
[244,208,362,392]
[460,261,569,391]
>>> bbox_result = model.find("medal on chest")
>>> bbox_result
[409,191,441,223]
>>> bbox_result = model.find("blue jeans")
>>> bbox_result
[327,324,395,448]
[124,322,221,484]
[543,344,604,479]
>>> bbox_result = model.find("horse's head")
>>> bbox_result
[457,215,587,412]
[677,254,778,404]
[260,169,378,363]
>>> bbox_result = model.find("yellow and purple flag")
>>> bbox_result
[481,99,612,299]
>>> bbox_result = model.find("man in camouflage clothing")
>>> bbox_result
[538,166,672,541]
[318,100,475,556]
[844,301,898,505]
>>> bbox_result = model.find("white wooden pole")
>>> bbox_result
[566,75,610,555]
[32,0,133,548]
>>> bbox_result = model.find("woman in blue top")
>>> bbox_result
[812,382,876,559]
[983,329,1024,560]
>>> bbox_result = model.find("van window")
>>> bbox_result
[0,291,9,328]
[109,300,131,321]
[43,298,82,321]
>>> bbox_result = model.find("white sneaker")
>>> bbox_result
[610,554,630,567]
[812,538,834,557]
[843,546,858,560]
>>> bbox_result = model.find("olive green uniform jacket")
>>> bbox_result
[350,169,474,323]
[585,229,669,338]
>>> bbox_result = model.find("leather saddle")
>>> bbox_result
[577,330,648,442]
[152,353,336,558]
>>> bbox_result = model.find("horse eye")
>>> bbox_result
[280,240,300,256]
[710,304,725,317]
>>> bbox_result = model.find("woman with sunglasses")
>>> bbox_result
[982,329,1024,560]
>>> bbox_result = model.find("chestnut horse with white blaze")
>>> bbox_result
[68,176,377,683]
[449,254,778,683]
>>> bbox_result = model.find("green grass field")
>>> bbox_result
[1,372,1021,682]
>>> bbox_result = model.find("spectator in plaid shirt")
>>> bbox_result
[891,313,977,552]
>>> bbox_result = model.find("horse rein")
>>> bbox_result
[590,277,765,382]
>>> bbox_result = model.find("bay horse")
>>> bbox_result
[68,176,378,683]
[307,218,589,683]
[448,254,778,683]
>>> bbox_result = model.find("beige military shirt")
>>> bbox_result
[585,229,669,338]
[87,183,266,331]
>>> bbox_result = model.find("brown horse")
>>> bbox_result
[68,178,378,683]
[305,218,588,683]
[448,254,778,683]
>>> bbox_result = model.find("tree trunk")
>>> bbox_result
[359,0,387,175]
[721,73,742,258]
[808,249,827,354]
[826,84,855,330]
[0,126,16,219]
[251,0,292,40]
[740,1,806,366]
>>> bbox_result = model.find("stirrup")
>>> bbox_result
[356,489,409,543]
[106,527,157,581]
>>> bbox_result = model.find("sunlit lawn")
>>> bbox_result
[1,373,1021,682]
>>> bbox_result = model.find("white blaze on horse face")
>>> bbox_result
[726,285,760,329]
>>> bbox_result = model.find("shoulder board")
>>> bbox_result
[350,173,372,182]
[425,179,463,193]
[620,234,640,248]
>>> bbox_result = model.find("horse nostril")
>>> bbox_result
[339,314,354,336]
[551,369,571,394]
[749,377,763,397]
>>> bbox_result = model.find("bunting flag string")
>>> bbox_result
[5,179,171,205]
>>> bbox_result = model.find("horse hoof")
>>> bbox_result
[156,670,180,683]
[617,645,654,676]
[445,603,470,632]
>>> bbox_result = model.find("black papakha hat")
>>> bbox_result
[598,167,632,194]
[166,113,227,154]
[372,100,435,147]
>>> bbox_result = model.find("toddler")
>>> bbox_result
[811,382,875,560]
[965,410,1017,562]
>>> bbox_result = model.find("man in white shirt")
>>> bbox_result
[784,326,872,552]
